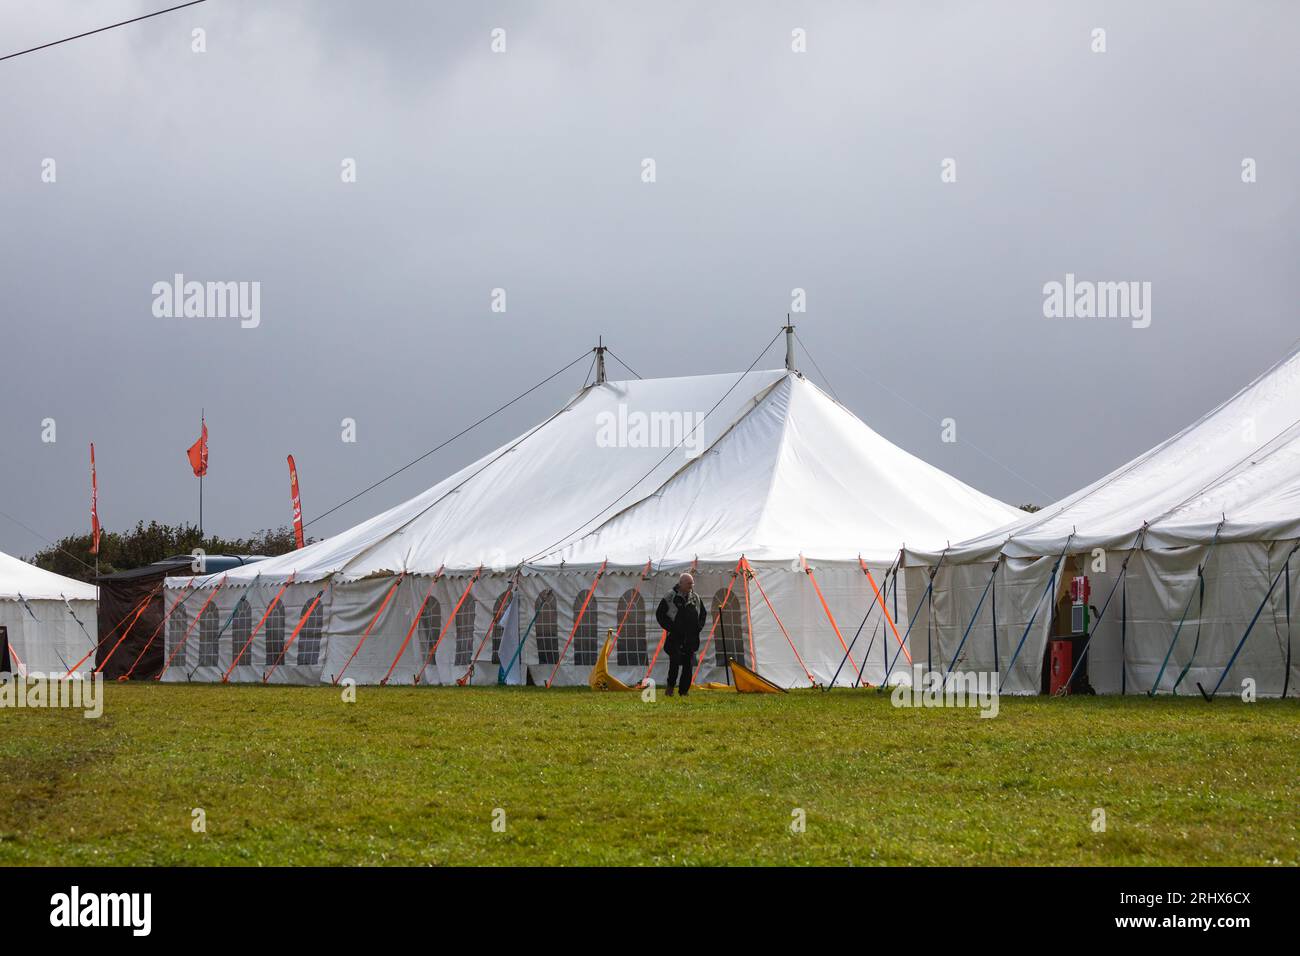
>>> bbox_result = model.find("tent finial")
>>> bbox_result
[784,317,796,372]
[594,337,607,385]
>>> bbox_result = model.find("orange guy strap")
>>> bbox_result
[122,582,195,680]
[67,583,159,676]
[608,559,653,657]
[221,573,295,683]
[333,573,406,685]
[691,559,743,685]
[5,632,26,676]
[264,581,333,683]
[458,575,517,685]
[417,567,481,684]
[750,561,815,684]
[92,586,158,675]
[157,576,228,680]
[801,555,859,677]
[546,560,608,688]
[742,558,756,668]
[381,565,444,685]
[643,628,669,682]
[859,555,910,665]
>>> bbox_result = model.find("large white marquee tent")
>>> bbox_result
[162,355,1021,688]
[906,346,1300,697]
[0,550,98,676]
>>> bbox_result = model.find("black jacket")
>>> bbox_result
[656,586,708,657]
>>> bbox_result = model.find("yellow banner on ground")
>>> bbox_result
[729,658,786,694]
[589,631,636,691]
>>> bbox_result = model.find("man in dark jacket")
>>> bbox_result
[655,573,708,697]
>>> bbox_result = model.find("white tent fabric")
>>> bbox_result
[0,550,98,676]
[907,347,1300,697]
[163,368,1021,686]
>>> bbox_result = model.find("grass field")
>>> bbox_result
[0,683,1295,866]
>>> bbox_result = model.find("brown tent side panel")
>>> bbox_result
[95,566,176,680]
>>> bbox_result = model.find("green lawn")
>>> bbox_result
[0,684,1295,866]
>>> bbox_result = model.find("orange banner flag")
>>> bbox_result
[186,420,208,477]
[287,454,305,549]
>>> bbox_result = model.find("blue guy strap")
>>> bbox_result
[500,603,542,685]
[62,594,97,649]
[882,549,949,686]
[1120,572,1128,695]
[828,589,879,690]
[1198,540,1300,700]
[857,561,901,687]
[1149,522,1224,696]
[991,565,999,676]
[944,561,999,679]
[16,592,41,623]
[1284,556,1293,699]
[998,536,1073,695]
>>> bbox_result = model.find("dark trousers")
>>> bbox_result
[666,651,693,695]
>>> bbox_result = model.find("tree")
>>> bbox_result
[27,521,309,583]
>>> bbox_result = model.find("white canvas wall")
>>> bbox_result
[160,559,918,689]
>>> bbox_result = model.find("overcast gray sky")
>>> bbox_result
[1,0,1297,560]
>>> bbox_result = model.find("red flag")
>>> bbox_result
[287,454,305,550]
[187,420,208,477]
[90,442,101,555]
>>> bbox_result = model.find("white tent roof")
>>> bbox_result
[921,346,1300,562]
[201,369,1021,586]
[0,550,97,602]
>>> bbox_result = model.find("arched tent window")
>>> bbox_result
[454,597,476,667]
[168,604,189,669]
[418,597,442,667]
[296,594,325,666]
[490,591,511,664]
[230,597,252,667]
[535,590,558,665]
[198,603,220,667]
[572,590,599,666]
[712,587,746,667]
[615,590,647,667]
[264,603,286,667]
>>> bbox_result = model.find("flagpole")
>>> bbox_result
[199,409,204,538]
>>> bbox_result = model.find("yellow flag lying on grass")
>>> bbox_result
[729,658,786,694]
[588,632,787,694]
[588,631,635,691]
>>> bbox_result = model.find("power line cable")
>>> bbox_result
[0,507,97,574]
[0,0,209,63]
[304,350,591,530]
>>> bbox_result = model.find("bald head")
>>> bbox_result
[677,573,694,594]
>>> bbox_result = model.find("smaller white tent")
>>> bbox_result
[0,550,99,676]
[907,345,1300,697]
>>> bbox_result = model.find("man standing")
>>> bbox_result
[655,573,708,697]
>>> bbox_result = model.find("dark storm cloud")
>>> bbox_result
[1,1,1297,558]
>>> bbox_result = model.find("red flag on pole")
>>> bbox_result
[187,420,209,477]
[287,454,305,549]
[89,442,101,555]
